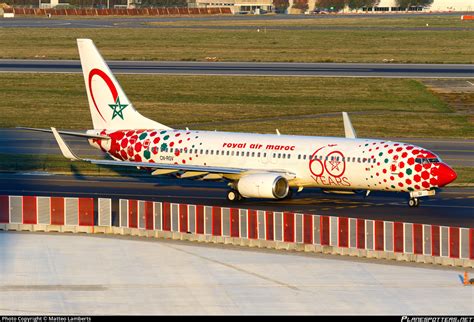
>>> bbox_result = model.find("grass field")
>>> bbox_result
[2,73,472,138]
[0,15,473,63]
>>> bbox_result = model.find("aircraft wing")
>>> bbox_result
[50,127,295,179]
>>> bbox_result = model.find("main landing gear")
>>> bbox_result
[227,189,243,202]
[408,198,420,208]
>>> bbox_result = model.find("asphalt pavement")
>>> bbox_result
[1,59,473,78]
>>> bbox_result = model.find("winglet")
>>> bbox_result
[342,112,357,139]
[51,127,80,161]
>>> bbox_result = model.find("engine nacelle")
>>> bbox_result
[237,173,289,199]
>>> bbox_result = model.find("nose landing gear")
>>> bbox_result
[408,198,420,207]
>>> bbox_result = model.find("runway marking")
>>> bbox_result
[421,204,474,209]
[164,243,300,291]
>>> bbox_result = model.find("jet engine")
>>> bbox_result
[237,173,289,199]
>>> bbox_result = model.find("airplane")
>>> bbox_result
[20,39,457,207]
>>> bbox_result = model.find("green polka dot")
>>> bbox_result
[379,152,383,156]
[365,144,369,146]
[144,150,151,159]
[160,130,167,134]
[161,143,168,150]
[408,187,414,191]
[139,133,147,140]
[384,158,389,163]
[391,185,395,189]
[370,175,373,178]
[163,135,169,140]
[406,168,412,175]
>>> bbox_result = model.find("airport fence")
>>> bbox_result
[0,195,472,268]
[3,7,232,16]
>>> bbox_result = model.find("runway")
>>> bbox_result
[1,59,473,78]
[1,13,472,30]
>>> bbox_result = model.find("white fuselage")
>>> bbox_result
[90,128,444,193]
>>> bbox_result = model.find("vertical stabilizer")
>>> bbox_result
[77,39,171,130]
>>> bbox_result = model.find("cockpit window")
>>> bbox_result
[415,157,439,164]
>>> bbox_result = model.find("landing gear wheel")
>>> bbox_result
[408,198,420,208]
[227,190,241,202]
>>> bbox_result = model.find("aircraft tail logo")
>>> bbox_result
[77,38,170,131]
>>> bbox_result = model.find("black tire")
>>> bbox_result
[227,190,240,202]
[408,198,420,207]
[415,198,420,207]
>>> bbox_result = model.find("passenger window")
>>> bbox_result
[246,152,250,157]
[216,150,219,155]
[252,152,255,157]
[200,149,203,154]
[358,158,361,163]
[236,151,239,156]
[303,155,306,160]
[263,153,267,157]
[278,153,281,158]
[298,155,301,160]
[288,154,291,159]
[170,148,174,153]
[257,152,260,157]
[231,151,234,156]
[273,153,276,158]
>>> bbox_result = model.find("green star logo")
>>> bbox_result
[108,96,128,120]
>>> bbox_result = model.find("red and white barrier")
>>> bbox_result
[4,7,233,16]
[0,195,472,266]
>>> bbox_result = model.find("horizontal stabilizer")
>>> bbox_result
[17,127,109,140]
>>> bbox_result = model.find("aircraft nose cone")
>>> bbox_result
[436,163,457,187]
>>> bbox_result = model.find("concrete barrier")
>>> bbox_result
[9,7,233,16]
[0,195,472,268]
